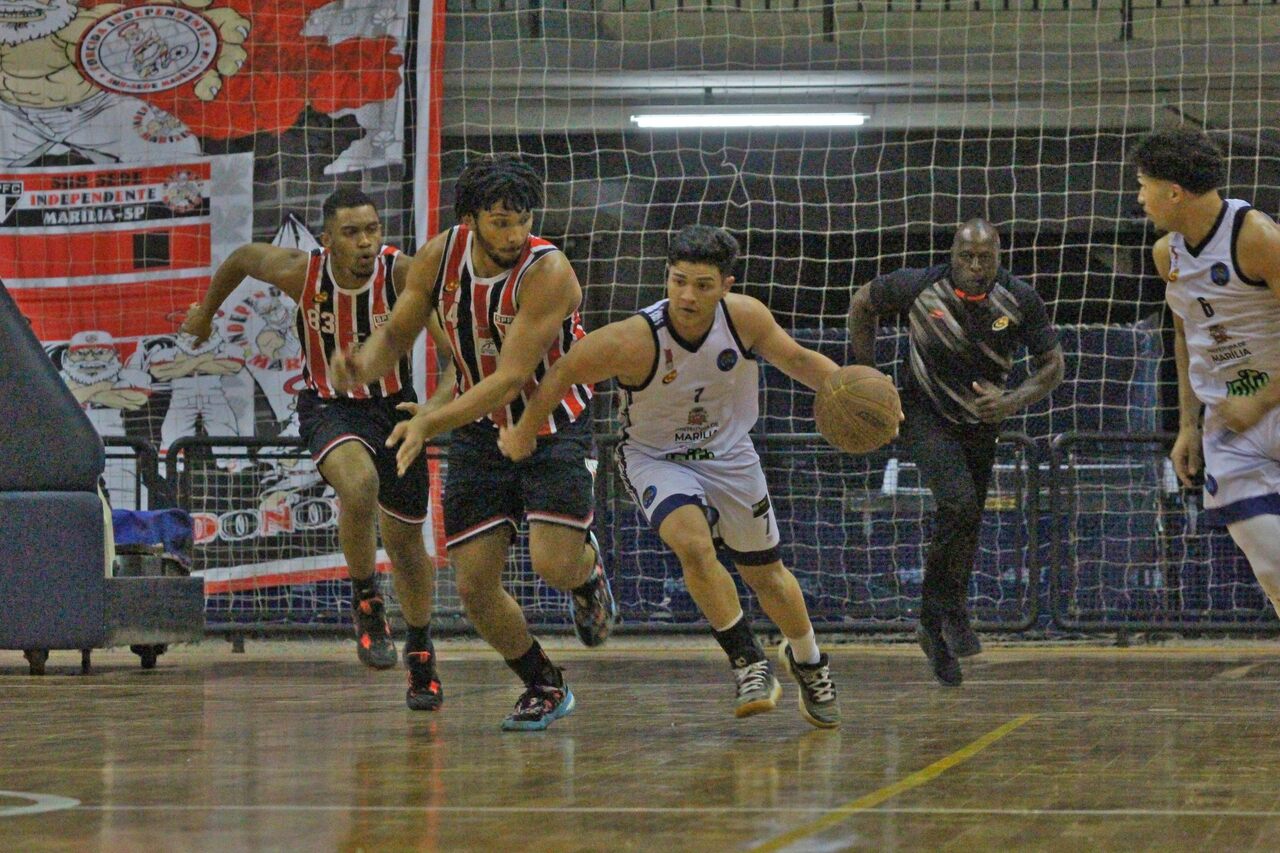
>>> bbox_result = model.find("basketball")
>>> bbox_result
[813,365,901,454]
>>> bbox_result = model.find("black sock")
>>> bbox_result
[505,639,562,688]
[711,614,764,669]
[405,622,432,652]
[351,574,378,600]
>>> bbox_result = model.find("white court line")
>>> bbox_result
[1213,663,1262,680]
[62,805,1280,818]
[0,791,81,818]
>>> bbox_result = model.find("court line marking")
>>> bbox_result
[745,713,1037,853]
[1213,663,1262,680]
[58,804,1280,818]
[0,791,81,818]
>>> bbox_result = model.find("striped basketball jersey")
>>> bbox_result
[618,299,759,458]
[1165,198,1280,408]
[295,245,410,399]
[432,225,592,432]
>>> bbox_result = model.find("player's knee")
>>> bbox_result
[671,538,720,577]
[334,471,380,515]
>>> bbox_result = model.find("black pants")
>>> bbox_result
[899,390,1000,619]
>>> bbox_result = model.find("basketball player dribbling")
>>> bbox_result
[183,188,454,711]
[499,224,849,728]
[1132,128,1280,616]
[330,155,618,731]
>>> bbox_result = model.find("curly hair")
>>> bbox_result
[1130,129,1226,195]
[454,154,543,220]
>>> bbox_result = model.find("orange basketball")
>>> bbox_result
[813,365,901,454]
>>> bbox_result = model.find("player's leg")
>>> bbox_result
[374,418,440,710]
[899,392,971,686]
[698,456,839,728]
[445,423,573,731]
[317,441,396,668]
[521,416,617,648]
[1226,513,1280,618]
[1201,408,1280,617]
[940,428,1001,657]
[297,391,395,669]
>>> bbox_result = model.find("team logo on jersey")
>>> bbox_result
[1208,325,1230,345]
[642,485,657,508]
[992,316,1010,331]
[660,348,677,383]
[687,406,709,426]
[0,181,22,226]
[1210,262,1231,286]
[444,279,459,293]
[312,290,328,304]
[662,369,678,384]
[717,349,738,371]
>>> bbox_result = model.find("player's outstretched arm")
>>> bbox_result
[498,315,653,462]
[1216,211,1280,432]
[331,234,444,392]
[182,244,308,343]
[729,294,839,391]
[846,284,879,367]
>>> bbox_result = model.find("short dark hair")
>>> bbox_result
[454,154,543,220]
[1130,129,1226,195]
[322,187,378,227]
[667,225,739,277]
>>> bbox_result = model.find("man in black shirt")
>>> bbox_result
[847,220,1064,686]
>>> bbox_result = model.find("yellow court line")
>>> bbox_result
[747,713,1038,853]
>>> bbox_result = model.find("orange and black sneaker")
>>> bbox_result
[405,641,443,711]
[353,592,397,670]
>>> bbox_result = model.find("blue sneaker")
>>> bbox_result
[501,683,576,731]
[570,530,618,647]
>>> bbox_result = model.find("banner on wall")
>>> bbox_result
[0,0,409,173]
[0,0,446,602]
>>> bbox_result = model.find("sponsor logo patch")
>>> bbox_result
[1210,262,1231,286]
[717,349,738,371]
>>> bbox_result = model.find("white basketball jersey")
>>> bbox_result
[618,299,759,458]
[1165,198,1280,407]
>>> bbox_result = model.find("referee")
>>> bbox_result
[847,220,1064,686]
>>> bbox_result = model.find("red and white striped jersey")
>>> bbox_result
[295,245,411,399]
[431,225,592,432]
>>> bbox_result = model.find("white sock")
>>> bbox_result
[712,610,744,633]
[786,628,821,665]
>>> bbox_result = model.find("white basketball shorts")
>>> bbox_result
[1201,403,1280,525]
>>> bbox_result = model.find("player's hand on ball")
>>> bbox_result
[1170,426,1203,489]
[971,379,1017,424]
[497,425,535,462]
[1217,396,1266,434]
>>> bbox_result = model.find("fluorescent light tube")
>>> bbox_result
[630,112,868,129]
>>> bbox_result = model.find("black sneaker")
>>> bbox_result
[942,609,983,658]
[405,641,443,711]
[501,683,576,731]
[569,530,618,648]
[353,593,397,670]
[917,618,963,687]
[779,641,841,729]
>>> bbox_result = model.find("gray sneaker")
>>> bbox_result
[732,659,781,718]
[779,640,841,729]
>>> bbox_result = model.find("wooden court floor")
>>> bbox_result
[3,638,1280,852]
